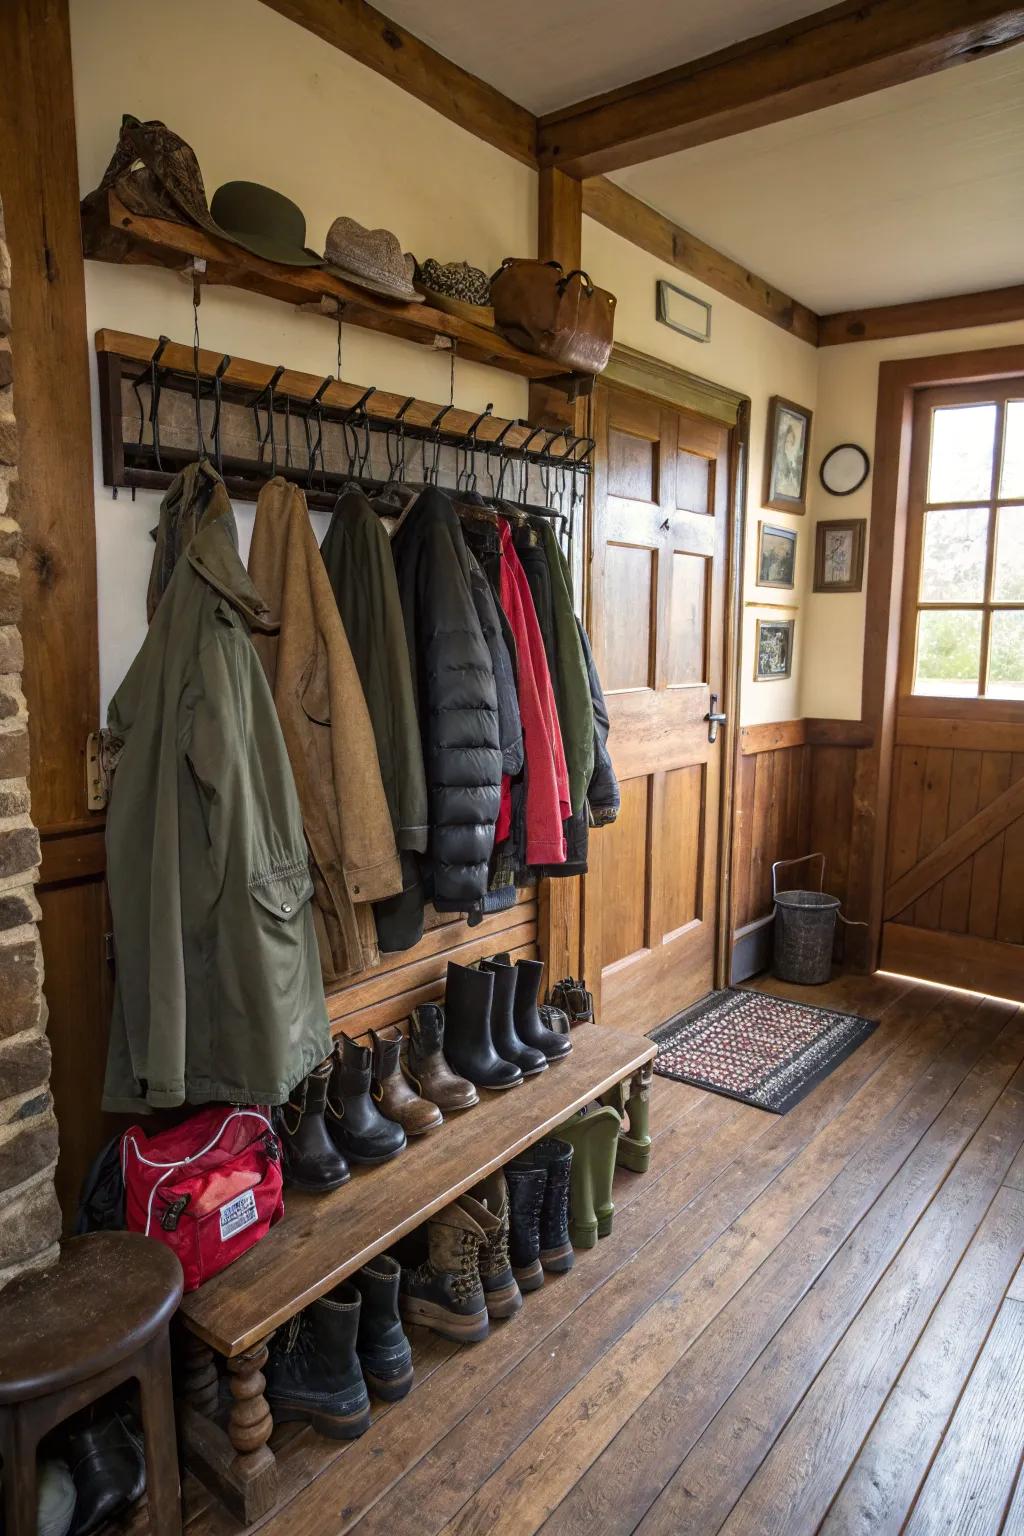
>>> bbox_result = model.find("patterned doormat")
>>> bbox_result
[649,988,877,1114]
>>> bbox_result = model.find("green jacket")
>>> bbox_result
[103,505,331,1112]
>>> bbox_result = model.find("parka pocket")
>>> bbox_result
[249,866,315,921]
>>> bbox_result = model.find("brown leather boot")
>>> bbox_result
[370,1025,443,1136]
[403,1005,479,1112]
[398,1198,498,1342]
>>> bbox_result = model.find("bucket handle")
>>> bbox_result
[772,853,825,901]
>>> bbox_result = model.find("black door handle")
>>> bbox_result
[705,692,727,744]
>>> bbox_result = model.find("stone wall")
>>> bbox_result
[0,193,62,1287]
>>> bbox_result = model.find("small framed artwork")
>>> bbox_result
[763,395,813,514]
[756,522,797,589]
[754,618,794,681]
[814,518,866,593]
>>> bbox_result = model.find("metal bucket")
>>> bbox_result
[772,855,841,985]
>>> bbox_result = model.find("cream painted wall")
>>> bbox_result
[802,319,1024,720]
[71,0,537,713]
[583,217,820,725]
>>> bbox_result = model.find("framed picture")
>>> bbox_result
[763,395,813,514]
[814,518,866,593]
[754,618,794,681]
[756,522,797,589]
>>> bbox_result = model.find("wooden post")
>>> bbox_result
[538,167,583,269]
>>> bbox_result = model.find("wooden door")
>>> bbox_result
[582,384,731,1031]
[882,379,1024,1002]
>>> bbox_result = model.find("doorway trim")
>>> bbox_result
[852,341,1024,972]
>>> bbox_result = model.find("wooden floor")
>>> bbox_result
[175,971,1024,1536]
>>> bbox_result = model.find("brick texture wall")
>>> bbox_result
[0,193,62,1286]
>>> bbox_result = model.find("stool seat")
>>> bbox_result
[0,1232,183,1403]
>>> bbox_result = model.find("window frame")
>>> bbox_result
[899,377,1024,718]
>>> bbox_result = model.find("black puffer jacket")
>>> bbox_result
[392,490,502,910]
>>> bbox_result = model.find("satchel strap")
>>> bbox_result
[490,257,564,283]
[558,268,595,297]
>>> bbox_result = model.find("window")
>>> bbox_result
[907,383,1024,701]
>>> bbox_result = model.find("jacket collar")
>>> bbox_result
[186,505,276,630]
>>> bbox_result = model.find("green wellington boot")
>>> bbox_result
[554,1104,622,1247]
[601,1061,653,1173]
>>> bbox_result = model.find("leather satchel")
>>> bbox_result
[490,259,616,374]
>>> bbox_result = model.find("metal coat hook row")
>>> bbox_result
[457,402,493,492]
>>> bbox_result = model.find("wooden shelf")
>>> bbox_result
[179,1023,654,1357]
[84,191,590,394]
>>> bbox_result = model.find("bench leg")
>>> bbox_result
[138,1332,183,1536]
[179,1335,279,1525]
[0,1404,39,1536]
[179,1331,219,1417]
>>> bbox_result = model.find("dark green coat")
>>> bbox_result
[103,505,331,1112]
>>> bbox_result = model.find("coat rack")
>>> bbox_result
[96,331,594,513]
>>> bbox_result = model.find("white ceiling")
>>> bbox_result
[373,0,830,116]
[611,46,1024,314]
[374,1,1024,315]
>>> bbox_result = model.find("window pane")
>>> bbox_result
[914,609,982,696]
[927,403,996,503]
[987,610,1024,699]
[994,505,1024,601]
[1001,400,1024,498]
[919,506,989,601]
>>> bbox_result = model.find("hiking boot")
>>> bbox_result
[273,1059,351,1192]
[468,1172,522,1318]
[403,1004,479,1113]
[326,1035,406,1164]
[503,1158,547,1292]
[264,1287,370,1439]
[370,1024,443,1136]
[350,1255,414,1401]
[398,1198,498,1342]
[480,958,547,1077]
[550,977,594,1027]
[520,1138,575,1273]
[555,1105,622,1247]
[443,961,523,1091]
[493,954,572,1062]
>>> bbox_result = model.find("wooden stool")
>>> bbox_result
[0,1232,184,1536]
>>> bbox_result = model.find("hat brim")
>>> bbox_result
[323,263,425,304]
[220,227,323,267]
[416,285,495,329]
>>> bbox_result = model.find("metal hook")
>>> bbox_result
[384,396,416,487]
[145,335,170,472]
[426,402,456,485]
[211,353,230,476]
[458,403,493,492]
[251,365,285,479]
[302,376,333,489]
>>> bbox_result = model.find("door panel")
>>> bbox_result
[881,380,1024,1000]
[584,385,730,1031]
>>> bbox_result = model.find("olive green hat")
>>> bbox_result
[210,181,323,267]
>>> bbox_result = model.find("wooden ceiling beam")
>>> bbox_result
[819,283,1024,345]
[537,0,1024,177]
[582,177,820,347]
[258,0,537,167]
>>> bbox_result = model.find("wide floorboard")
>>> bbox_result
[169,973,1024,1536]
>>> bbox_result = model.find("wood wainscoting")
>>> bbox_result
[731,719,869,980]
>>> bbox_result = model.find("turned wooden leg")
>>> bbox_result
[226,1339,275,1479]
[179,1331,220,1418]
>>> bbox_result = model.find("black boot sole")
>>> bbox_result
[282,1170,351,1193]
[343,1145,406,1165]
[540,1242,575,1273]
[364,1363,415,1401]
[480,1078,523,1091]
[268,1398,371,1439]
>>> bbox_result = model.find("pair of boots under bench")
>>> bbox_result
[601,1061,654,1173]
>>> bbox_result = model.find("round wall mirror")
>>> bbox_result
[820,443,870,496]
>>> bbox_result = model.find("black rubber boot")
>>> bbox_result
[534,1138,575,1272]
[481,959,547,1077]
[500,954,572,1061]
[325,1035,406,1164]
[350,1255,414,1401]
[443,962,523,1091]
[503,1159,547,1292]
[264,1286,371,1439]
[273,1059,351,1192]
[468,1172,523,1318]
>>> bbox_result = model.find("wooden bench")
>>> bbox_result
[175,1022,656,1523]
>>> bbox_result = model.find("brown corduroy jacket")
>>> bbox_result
[248,477,402,980]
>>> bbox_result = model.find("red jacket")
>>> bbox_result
[498,522,569,865]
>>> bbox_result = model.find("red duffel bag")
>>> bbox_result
[121,1106,284,1292]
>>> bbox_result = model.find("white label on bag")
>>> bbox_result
[219,1188,258,1242]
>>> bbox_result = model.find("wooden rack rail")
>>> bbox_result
[85,191,593,396]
